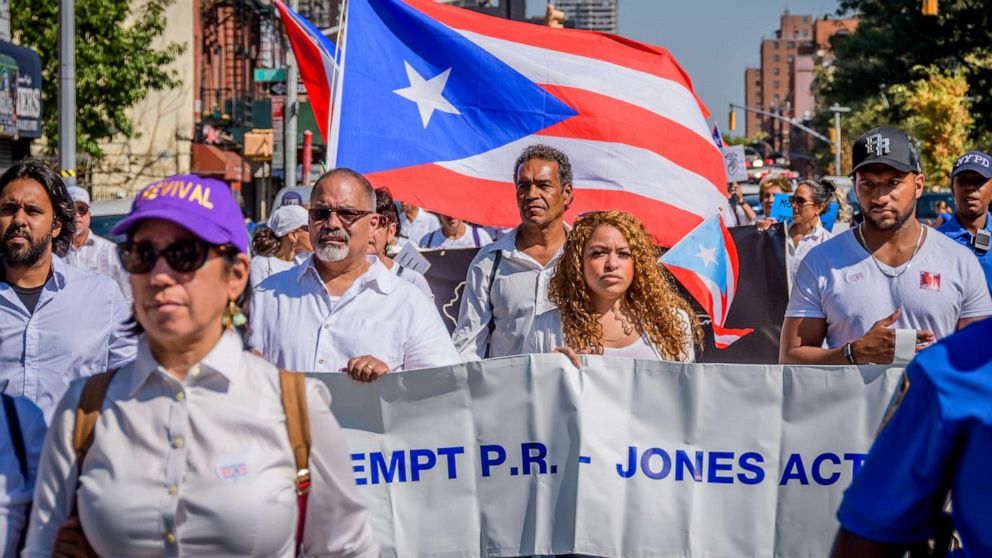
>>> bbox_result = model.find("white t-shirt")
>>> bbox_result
[419,225,493,251]
[786,227,992,348]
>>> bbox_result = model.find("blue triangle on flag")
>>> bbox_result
[336,0,577,174]
[661,217,730,294]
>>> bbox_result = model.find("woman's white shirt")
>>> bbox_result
[24,331,378,558]
[785,221,832,292]
[525,308,695,363]
[249,254,307,291]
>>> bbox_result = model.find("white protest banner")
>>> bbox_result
[319,355,903,557]
[721,145,748,183]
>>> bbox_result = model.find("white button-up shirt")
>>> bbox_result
[64,232,132,304]
[250,255,458,372]
[785,220,833,291]
[452,226,563,360]
[0,389,45,558]
[24,331,379,558]
[0,256,136,422]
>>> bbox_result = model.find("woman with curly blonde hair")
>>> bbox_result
[526,210,701,363]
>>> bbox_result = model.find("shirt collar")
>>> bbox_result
[941,211,990,237]
[496,224,571,258]
[297,254,396,295]
[125,330,245,397]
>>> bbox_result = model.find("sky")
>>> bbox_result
[532,0,846,136]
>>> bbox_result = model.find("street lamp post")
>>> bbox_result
[58,0,75,188]
[829,104,851,176]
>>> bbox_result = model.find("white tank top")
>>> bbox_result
[601,334,658,359]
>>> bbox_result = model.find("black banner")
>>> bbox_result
[420,226,789,364]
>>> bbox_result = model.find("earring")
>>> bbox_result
[223,300,247,329]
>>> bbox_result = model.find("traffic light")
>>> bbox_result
[829,127,837,154]
[546,2,565,27]
[728,109,736,131]
[922,0,938,15]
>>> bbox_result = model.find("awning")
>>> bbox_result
[191,143,251,183]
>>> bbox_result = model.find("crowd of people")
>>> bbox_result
[0,124,990,555]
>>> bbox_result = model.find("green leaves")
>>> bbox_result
[10,0,186,158]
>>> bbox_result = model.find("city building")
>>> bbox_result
[0,0,42,173]
[743,11,857,165]
[555,0,617,33]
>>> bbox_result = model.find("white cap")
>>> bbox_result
[68,186,91,206]
[267,205,309,237]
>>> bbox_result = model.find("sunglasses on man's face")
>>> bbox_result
[308,206,372,226]
[74,204,89,216]
[118,239,235,274]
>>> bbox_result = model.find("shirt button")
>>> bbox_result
[166,533,176,544]
[168,485,178,495]
[189,365,201,377]
[323,323,330,329]
[175,392,185,402]
[172,438,184,449]
[318,358,325,365]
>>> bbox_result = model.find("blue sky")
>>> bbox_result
[529,0,845,136]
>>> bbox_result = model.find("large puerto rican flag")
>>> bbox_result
[326,0,728,246]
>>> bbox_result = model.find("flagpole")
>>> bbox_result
[327,0,349,167]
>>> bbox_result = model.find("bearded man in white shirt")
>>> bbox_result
[250,168,458,381]
[452,144,574,360]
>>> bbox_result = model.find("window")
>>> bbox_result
[787,41,795,49]
[773,55,780,62]
[773,67,780,75]
[787,55,794,63]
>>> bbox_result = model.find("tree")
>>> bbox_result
[10,0,185,159]
[825,0,992,143]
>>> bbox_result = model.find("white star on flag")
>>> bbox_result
[694,244,717,267]
[392,61,461,128]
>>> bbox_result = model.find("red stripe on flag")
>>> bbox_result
[402,0,710,118]
[368,164,703,247]
[665,265,716,319]
[276,0,333,141]
[539,85,727,191]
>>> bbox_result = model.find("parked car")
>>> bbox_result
[90,198,134,242]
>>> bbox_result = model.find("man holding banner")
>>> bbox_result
[452,145,573,360]
[780,127,992,365]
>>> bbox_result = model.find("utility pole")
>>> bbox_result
[58,0,76,188]
[284,0,299,189]
[829,104,851,176]
[505,0,511,20]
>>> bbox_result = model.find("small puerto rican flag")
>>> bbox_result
[920,271,941,291]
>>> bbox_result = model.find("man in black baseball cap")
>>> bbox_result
[938,150,992,292]
[850,126,923,175]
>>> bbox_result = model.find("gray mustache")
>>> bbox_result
[318,227,349,243]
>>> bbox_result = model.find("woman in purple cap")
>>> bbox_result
[24,175,378,557]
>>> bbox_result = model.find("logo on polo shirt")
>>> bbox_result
[920,271,941,291]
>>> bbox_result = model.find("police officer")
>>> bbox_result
[937,150,992,293]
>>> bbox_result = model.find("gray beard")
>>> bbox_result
[315,244,349,262]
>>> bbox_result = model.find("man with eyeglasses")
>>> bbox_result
[64,186,132,304]
[937,151,992,294]
[780,127,992,367]
[249,168,458,381]
[0,160,136,422]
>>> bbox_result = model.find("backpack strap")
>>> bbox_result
[483,250,503,359]
[279,369,311,555]
[471,225,481,247]
[2,393,27,481]
[73,370,118,475]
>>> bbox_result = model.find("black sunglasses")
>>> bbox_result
[308,206,372,225]
[74,204,90,216]
[118,239,236,274]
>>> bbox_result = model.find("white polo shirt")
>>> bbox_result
[249,256,458,372]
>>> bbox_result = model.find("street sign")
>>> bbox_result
[269,81,287,96]
[254,67,286,82]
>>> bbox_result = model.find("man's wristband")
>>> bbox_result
[843,342,857,365]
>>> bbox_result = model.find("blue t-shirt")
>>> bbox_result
[938,212,992,294]
[836,319,992,556]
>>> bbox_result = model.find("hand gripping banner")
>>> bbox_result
[318,355,904,557]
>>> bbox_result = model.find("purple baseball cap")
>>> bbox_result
[111,174,249,253]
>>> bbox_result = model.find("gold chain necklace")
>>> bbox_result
[857,223,924,279]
